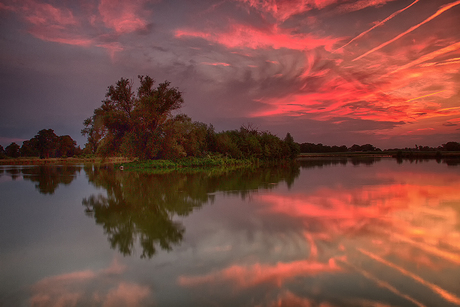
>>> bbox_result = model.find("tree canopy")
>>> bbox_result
[82,76,185,159]
[82,76,300,160]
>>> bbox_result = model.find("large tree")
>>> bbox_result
[5,142,20,158]
[35,129,58,159]
[83,75,184,158]
[56,135,77,157]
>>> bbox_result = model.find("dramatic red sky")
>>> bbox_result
[1,0,459,148]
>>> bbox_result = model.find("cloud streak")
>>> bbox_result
[353,0,460,61]
[334,0,420,53]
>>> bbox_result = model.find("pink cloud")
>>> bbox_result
[102,283,151,307]
[337,0,395,13]
[237,0,399,22]
[176,23,339,51]
[237,0,336,22]
[201,62,232,66]
[22,1,77,27]
[178,258,341,289]
[1,0,137,57]
[96,42,124,60]
[29,28,93,46]
[98,0,150,34]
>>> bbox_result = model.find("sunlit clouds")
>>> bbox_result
[0,0,459,147]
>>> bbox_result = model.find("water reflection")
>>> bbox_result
[0,165,81,194]
[297,156,382,168]
[82,164,300,258]
[2,159,460,306]
[175,160,460,306]
[29,259,154,307]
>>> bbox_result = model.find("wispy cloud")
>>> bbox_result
[29,259,153,307]
[98,0,151,34]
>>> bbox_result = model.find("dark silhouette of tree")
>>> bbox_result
[299,142,348,153]
[56,135,77,157]
[35,129,58,158]
[20,139,39,157]
[442,142,460,151]
[284,133,300,159]
[5,142,20,158]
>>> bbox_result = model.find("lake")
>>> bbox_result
[1,158,459,307]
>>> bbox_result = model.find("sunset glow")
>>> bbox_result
[0,0,459,147]
[176,165,460,306]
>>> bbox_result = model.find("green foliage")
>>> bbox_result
[83,75,300,161]
[83,75,185,159]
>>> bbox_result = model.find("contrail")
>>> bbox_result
[382,41,460,77]
[336,259,426,307]
[386,231,460,264]
[334,0,419,53]
[406,90,445,102]
[353,0,460,61]
[358,248,460,305]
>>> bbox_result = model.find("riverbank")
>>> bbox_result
[298,151,460,159]
[0,156,134,165]
[115,156,254,172]
[3,151,459,166]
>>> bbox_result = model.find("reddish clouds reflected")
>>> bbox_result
[177,165,460,305]
[29,258,153,307]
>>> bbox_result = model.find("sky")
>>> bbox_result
[0,0,459,149]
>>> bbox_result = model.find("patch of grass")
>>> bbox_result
[117,156,254,172]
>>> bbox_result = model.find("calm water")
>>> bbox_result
[1,158,459,307]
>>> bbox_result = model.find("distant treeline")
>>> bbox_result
[299,142,460,153]
[0,129,81,159]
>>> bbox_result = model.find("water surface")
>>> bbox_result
[1,159,459,306]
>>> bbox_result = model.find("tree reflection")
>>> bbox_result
[2,165,81,193]
[82,163,300,258]
[298,157,381,168]
[22,166,81,194]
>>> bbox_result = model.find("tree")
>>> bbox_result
[5,142,20,158]
[81,113,105,154]
[20,139,39,157]
[83,75,184,158]
[442,142,460,151]
[56,135,77,157]
[35,129,58,158]
[284,132,300,159]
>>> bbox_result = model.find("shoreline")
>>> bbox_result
[0,157,134,165]
[2,151,460,166]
